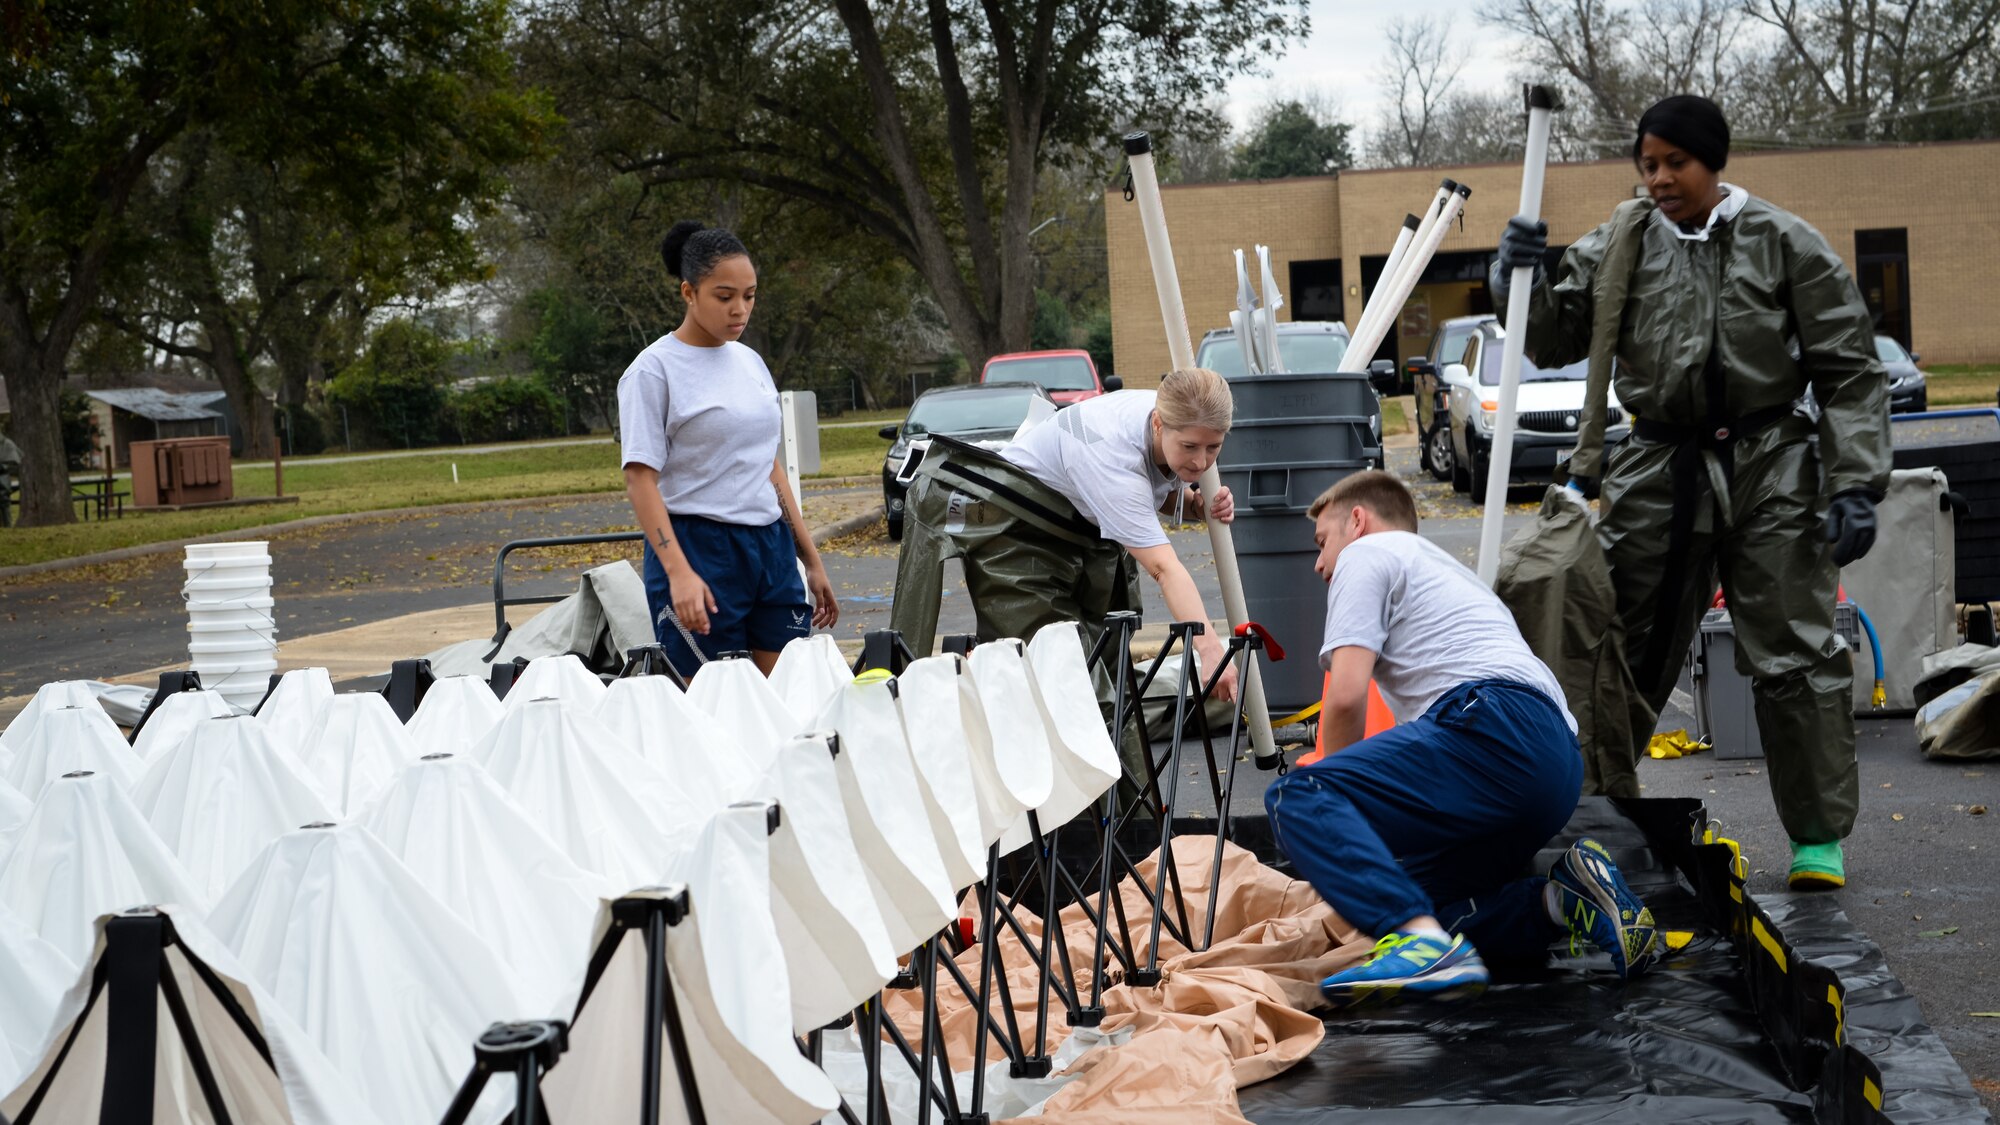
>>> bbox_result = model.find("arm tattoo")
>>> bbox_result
[653,528,673,553]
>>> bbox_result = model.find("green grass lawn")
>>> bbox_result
[7,430,894,570]
[1923,364,1999,407]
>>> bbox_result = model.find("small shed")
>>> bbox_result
[82,389,227,469]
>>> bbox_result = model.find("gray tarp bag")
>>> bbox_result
[1494,198,1653,797]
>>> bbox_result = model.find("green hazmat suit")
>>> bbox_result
[1524,191,1891,845]
[889,436,1153,780]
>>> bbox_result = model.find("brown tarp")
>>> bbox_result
[884,836,1374,1123]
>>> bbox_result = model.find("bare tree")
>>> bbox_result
[1478,0,1742,154]
[1740,0,2000,140]
[1369,16,1466,166]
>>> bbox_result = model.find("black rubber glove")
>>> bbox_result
[1823,489,1878,566]
[1497,216,1548,271]
[1490,216,1548,302]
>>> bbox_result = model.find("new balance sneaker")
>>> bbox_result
[1788,840,1846,889]
[1319,931,1488,1010]
[1549,838,1660,979]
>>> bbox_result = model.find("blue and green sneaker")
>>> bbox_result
[1319,931,1489,1010]
[1549,837,1660,979]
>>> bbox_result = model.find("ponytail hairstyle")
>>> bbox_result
[1154,367,1234,433]
[659,220,751,288]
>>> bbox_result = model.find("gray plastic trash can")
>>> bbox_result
[1215,369,1381,715]
[1690,606,1857,760]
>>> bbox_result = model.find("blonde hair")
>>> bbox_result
[1154,367,1234,433]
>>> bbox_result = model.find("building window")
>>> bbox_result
[1854,228,1912,348]
[1288,259,1343,323]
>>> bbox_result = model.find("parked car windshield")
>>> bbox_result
[1196,332,1350,376]
[1480,348,1589,386]
[985,355,1095,391]
[904,389,1039,435]
[1874,336,1912,363]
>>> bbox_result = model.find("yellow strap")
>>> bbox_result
[1272,701,1321,728]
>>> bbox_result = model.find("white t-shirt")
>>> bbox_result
[1320,530,1576,731]
[1001,390,1180,549]
[617,333,782,526]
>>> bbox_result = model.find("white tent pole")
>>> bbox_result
[1255,245,1285,373]
[1476,86,1561,587]
[1351,186,1448,363]
[1339,185,1470,374]
[1123,131,1278,764]
[1233,250,1261,374]
[1364,214,1421,343]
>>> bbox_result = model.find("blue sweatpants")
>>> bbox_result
[1265,678,1583,960]
[641,514,810,677]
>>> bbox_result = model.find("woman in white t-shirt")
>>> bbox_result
[618,221,838,676]
[890,368,1239,706]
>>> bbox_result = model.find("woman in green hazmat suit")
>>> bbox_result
[1494,95,1890,890]
[890,367,1240,781]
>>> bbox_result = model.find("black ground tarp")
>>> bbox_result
[1211,797,1992,1125]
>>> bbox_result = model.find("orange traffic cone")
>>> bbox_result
[1295,676,1395,767]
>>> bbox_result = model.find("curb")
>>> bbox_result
[811,507,884,548]
[2,492,886,584]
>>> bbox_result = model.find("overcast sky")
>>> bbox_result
[1223,0,1520,140]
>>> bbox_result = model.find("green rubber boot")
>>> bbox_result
[1788,840,1846,890]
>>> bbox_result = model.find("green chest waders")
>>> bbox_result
[889,436,1149,779]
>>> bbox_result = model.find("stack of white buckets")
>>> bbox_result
[182,542,278,712]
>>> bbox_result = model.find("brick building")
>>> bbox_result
[1104,139,2000,385]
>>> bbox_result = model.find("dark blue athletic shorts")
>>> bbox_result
[641,514,810,675]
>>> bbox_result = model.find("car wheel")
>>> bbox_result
[1470,453,1489,503]
[1427,423,1455,482]
[886,513,904,541]
[1451,448,1470,493]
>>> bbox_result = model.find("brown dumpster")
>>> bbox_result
[130,437,234,507]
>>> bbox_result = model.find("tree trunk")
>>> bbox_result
[5,353,78,527]
[204,325,275,459]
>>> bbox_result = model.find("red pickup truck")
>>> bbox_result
[979,349,1120,406]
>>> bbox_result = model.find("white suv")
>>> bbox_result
[1444,319,1629,502]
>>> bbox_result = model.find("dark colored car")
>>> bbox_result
[980,350,1119,405]
[878,383,1054,540]
[1408,314,1493,482]
[1876,335,1928,414]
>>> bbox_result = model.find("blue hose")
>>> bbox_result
[1853,602,1884,681]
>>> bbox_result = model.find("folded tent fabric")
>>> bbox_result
[3,703,141,797]
[745,733,899,1032]
[358,752,610,1014]
[895,655,999,876]
[541,804,841,1125]
[883,837,1363,1123]
[0,902,70,1096]
[293,693,418,815]
[208,821,527,1125]
[131,688,236,763]
[0,681,97,771]
[404,673,506,757]
[1,904,390,1125]
[256,667,335,752]
[686,656,796,772]
[0,771,208,967]
[0,779,30,857]
[768,633,854,727]
[131,713,333,903]
[505,652,610,713]
[901,652,1025,850]
[809,678,958,952]
[1025,621,1124,829]
[966,639,1058,855]
[595,675,759,815]
[472,695,707,890]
